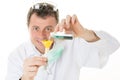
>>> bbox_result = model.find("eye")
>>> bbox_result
[33,26,40,31]
[45,26,53,32]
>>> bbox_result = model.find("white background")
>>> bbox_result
[0,0,120,80]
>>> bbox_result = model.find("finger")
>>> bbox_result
[29,56,48,62]
[27,71,37,78]
[27,66,38,72]
[23,70,37,78]
[60,19,66,32]
[33,56,48,62]
[31,57,47,66]
[66,15,71,26]
[25,57,47,67]
[30,60,47,67]
[71,14,77,24]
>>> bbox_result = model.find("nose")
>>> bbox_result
[38,31,48,40]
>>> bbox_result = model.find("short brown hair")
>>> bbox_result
[27,2,59,26]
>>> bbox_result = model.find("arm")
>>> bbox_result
[73,30,119,68]
[6,48,47,80]
[54,14,100,42]
[88,31,120,67]
[56,15,120,68]
[6,50,23,80]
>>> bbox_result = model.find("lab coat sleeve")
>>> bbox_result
[6,47,25,80]
[73,31,120,68]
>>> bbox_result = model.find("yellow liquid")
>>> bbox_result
[42,40,53,48]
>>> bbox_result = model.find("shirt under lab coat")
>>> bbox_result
[6,31,120,80]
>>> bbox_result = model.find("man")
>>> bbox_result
[6,2,120,80]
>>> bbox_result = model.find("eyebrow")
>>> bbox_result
[31,25,38,27]
[45,25,53,28]
[32,25,54,29]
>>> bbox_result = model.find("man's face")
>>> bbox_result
[28,13,57,53]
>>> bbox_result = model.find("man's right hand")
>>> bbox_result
[21,56,48,80]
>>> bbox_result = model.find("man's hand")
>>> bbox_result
[55,14,100,42]
[21,56,47,80]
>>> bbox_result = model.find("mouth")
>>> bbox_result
[36,40,43,46]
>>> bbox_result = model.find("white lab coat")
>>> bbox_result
[6,31,120,80]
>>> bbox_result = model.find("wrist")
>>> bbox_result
[74,29,100,42]
[87,30,100,42]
